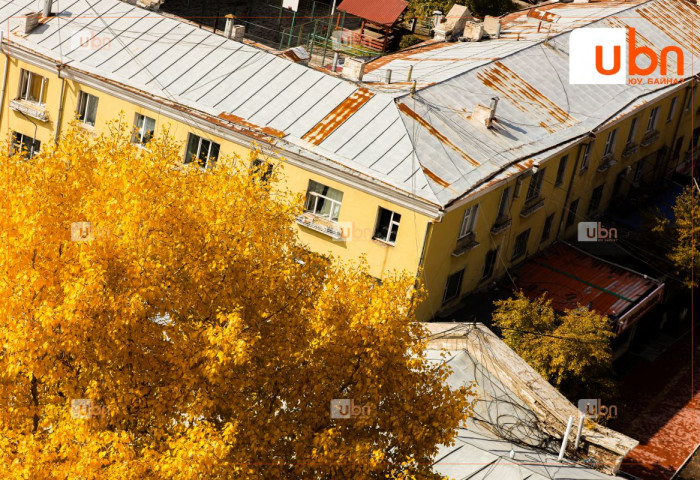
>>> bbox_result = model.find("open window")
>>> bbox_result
[133,113,155,146]
[18,69,47,105]
[373,207,401,244]
[77,91,99,126]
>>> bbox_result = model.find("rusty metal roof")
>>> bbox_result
[2,0,698,210]
[513,243,662,330]
[337,0,408,26]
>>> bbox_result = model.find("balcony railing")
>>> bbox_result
[10,99,49,122]
[295,212,342,240]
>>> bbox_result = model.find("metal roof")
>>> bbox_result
[513,242,662,322]
[336,0,408,26]
[2,0,698,210]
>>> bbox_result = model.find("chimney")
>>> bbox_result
[432,10,444,28]
[224,14,235,38]
[231,25,245,42]
[471,97,499,128]
[19,12,41,34]
[384,69,392,84]
[462,21,484,42]
[343,57,366,82]
[484,16,501,39]
[42,0,52,17]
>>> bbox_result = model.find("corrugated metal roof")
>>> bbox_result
[513,242,661,321]
[336,0,408,26]
[2,0,697,210]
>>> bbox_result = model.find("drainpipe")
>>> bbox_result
[54,64,66,143]
[0,32,10,128]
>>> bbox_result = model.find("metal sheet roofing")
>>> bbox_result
[336,0,408,26]
[513,242,661,320]
[2,0,698,210]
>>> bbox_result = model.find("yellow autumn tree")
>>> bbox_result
[0,121,473,479]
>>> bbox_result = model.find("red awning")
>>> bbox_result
[337,0,408,26]
[513,243,664,334]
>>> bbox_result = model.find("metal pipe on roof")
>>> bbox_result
[558,415,574,462]
[574,414,585,450]
[42,0,52,17]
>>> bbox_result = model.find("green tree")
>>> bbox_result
[406,0,514,20]
[654,185,700,288]
[493,292,615,400]
[0,121,474,479]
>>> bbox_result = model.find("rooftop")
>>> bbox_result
[2,0,698,210]
[336,0,408,27]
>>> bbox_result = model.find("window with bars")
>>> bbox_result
[304,180,344,221]
[77,91,99,127]
[512,229,530,260]
[525,169,545,202]
[18,69,47,105]
[133,113,155,146]
[185,133,220,168]
[496,186,511,219]
[11,131,40,158]
[541,213,554,243]
[373,207,401,244]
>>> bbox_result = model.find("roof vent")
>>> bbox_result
[224,16,245,41]
[472,97,499,128]
[19,12,41,34]
[461,21,485,42]
[484,16,501,39]
[343,57,366,82]
[434,4,473,42]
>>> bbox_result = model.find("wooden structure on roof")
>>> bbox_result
[336,0,408,53]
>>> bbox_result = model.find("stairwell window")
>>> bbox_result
[185,133,220,168]
[646,106,660,133]
[133,113,155,146]
[77,91,99,127]
[11,132,40,158]
[304,180,343,222]
[373,207,401,244]
[459,204,478,239]
[18,69,47,105]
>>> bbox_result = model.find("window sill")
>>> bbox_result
[452,234,479,257]
[371,237,395,247]
[490,217,511,235]
[597,156,617,172]
[641,131,660,147]
[10,99,48,122]
[579,166,589,176]
[520,198,544,218]
[295,212,342,240]
[621,144,638,158]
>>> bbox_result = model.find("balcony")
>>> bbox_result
[295,212,342,240]
[640,130,660,148]
[597,153,618,172]
[10,99,49,122]
[490,216,511,235]
[452,232,479,257]
[520,197,544,218]
[621,143,639,159]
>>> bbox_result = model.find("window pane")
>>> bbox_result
[144,117,155,142]
[28,74,43,103]
[185,134,199,164]
[85,95,98,125]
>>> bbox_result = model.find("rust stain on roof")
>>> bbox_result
[218,112,285,138]
[364,41,448,73]
[637,0,700,58]
[526,8,560,23]
[301,88,374,146]
[422,166,450,188]
[397,102,479,167]
[477,61,577,134]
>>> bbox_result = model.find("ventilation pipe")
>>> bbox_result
[42,0,52,17]
[558,416,574,461]
[489,97,499,123]
[384,69,392,84]
[224,14,235,39]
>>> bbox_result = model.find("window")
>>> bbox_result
[76,91,99,126]
[633,159,646,185]
[626,118,638,146]
[482,248,498,280]
[646,106,660,133]
[18,69,47,104]
[250,158,273,182]
[133,113,155,146]
[443,269,464,304]
[525,168,545,202]
[685,88,695,113]
[459,204,478,239]
[555,155,568,186]
[185,133,220,168]
[541,213,554,243]
[603,129,617,156]
[512,229,530,260]
[304,180,343,221]
[373,207,401,244]
[666,97,678,123]
[588,184,604,214]
[496,186,512,219]
[566,199,579,229]
[613,171,626,197]
[11,131,40,158]
[580,143,592,171]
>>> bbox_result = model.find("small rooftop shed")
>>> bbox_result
[336,0,408,53]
